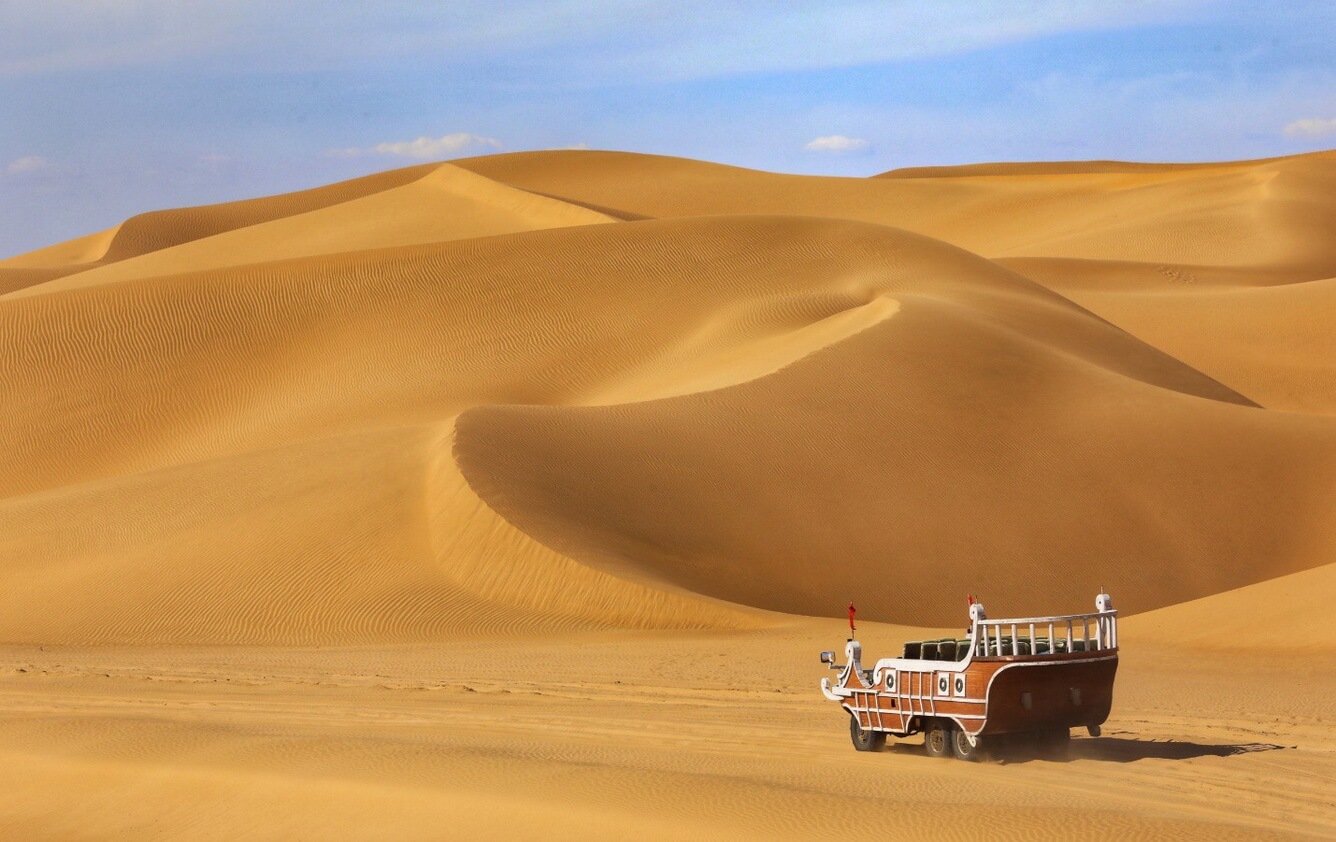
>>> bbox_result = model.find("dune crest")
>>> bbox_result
[1,151,1333,643]
[1122,563,1336,651]
[460,149,1336,413]
[7,164,615,297]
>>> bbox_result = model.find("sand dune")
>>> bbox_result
[458,149,1336,270]
[4,154,1334,636]
[8,164,614,297]
[99,164,441,264]
[0,167,439,297]
[2,149,1333,838]
[460,150,1336,416]
[0,425,754,644]
[0,225,120,269]
[0,226,120,294]
[8,211,1330,638]
[455,296,1334,624]
[879,157,1293,177]
[1122,562,1336,651]
[1000,260,1336,414]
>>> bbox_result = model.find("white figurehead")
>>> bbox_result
[969,601,986,624]
[844,639,863,679]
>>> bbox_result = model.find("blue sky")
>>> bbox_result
[2,1,1333,258]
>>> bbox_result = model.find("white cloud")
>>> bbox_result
[804,135,869,153]
[561,142,591,150]
[1283,117,1336,138]
[5,155,51,174]
[332,133,502,160]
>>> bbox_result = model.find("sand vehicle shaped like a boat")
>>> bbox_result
[819,593,1118,760]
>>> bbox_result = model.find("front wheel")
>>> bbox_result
[951,727,984,761]
[850,715,886,752]
[924,721,951,758]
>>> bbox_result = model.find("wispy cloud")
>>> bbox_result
[1283,117,1336,138]
[804,135,869,153]
[332,133,502,160]
[5,155,51,174]
[1,1,1212,81]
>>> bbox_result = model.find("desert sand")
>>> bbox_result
[0,150,1333,838]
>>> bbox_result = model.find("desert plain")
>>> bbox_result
[0,150,1333,838]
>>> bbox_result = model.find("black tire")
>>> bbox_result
[950,727,984,761]
[923,721,952,758]
[850,714,887,752]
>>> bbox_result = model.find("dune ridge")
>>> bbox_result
[460,149,1336,415]
[2,150,1333,644]
[0,165,439,296]
[877,156,1296,178]
[7,164,615,298]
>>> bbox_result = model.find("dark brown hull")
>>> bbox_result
[837,649,1118,738]
[976,654,1117,735]
[827,600,1121,744]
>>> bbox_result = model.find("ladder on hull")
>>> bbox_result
[899,670,936,732]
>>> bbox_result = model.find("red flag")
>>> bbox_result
[847,602,857,632]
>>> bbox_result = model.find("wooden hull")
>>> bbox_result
[975,653,1117,735]
[835,650,1118,738]
[823,598,1120,745]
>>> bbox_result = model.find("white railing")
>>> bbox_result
[971,608,1117,658]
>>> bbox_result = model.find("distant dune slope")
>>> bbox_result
[100,164,443,264]
[1122,562,1336,652]
[0,227,121,295]
[1,151,1333,642]
[457,150,1336,271]
[0,164,439,296]
[0,425,757,644]
[10,165,614,297]
[0,227,121,270]
[999,260,1336,414]
[460,150,1336,414]
[0,217,1251,496]
[454,273,1336,624]
[878,157,1292,178]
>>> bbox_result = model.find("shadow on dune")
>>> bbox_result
[883,736,1288,764]
[1069,736,1289,763]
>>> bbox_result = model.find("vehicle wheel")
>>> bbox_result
[923,721,952,758]
[849,714,886,752]
[950,727,984,761]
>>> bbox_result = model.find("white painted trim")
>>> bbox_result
[820,677,842,701]
[872,656,969,674]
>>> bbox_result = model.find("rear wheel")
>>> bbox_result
[950,727,983,761]
[849,714,886,752]
[923,721,951,758]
